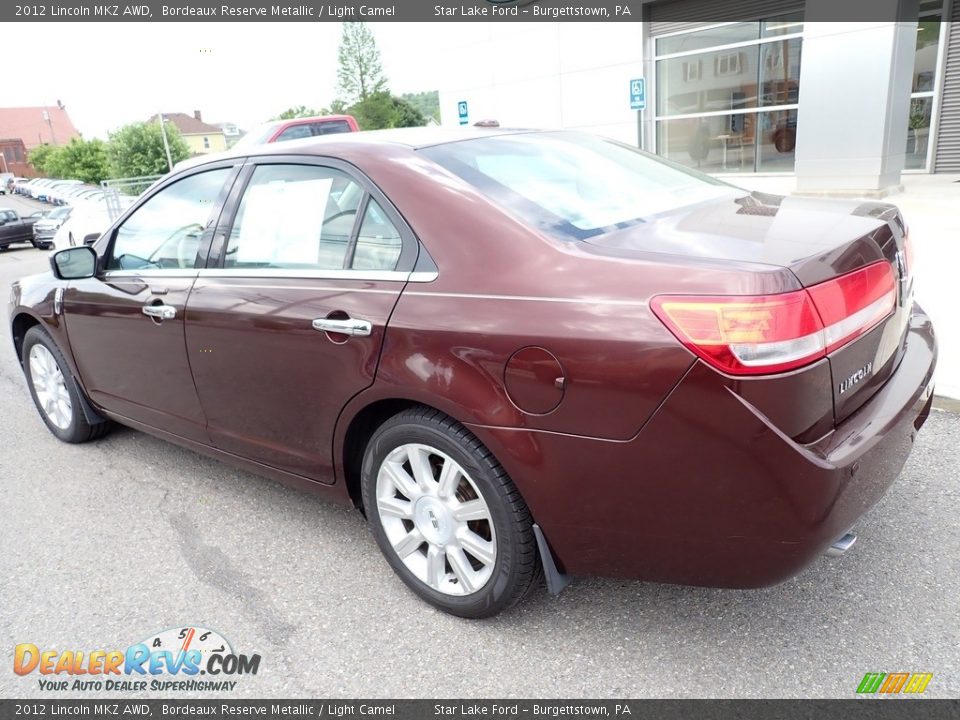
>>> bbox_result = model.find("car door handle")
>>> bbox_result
[312,317,372,337]
[142,304,177,321]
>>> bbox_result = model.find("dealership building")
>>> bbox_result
[438,1,958,195]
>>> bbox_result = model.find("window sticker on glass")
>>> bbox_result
[235,177,332,267]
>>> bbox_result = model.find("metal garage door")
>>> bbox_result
[934,18,960,172]
[647,0,805,36]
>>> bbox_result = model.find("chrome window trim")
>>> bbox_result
[101,268,438,283]
[101,270,200,279]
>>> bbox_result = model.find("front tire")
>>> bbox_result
[22,326,110,443]
[361,407,541,618]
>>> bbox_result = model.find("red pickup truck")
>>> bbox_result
[233,115,359,148]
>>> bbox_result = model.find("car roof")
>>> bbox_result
[174,127,540,173]
[271,114,355,127]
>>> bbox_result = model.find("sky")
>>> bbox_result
[5,22,490,138]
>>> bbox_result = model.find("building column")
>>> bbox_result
[794,6,918,196]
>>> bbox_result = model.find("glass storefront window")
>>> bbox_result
[656,109,798,174]
[914,20,942,92]
[757,109,798,172]
[905,97,933,170]
[654,14,802,173]
[761,14,804,37]
[656,46,761,116]
[655,23,760,56]
[657,38,801,116]
[759,38,801,106]
[904,0,944,170]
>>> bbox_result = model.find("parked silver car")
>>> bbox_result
[32,206,72,248]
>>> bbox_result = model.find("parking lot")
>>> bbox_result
[1,229,958,699]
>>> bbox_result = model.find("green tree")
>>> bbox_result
[28,144,59,175]
[389,96,427,128]
[400,91,440,123]
[336,22,387,105]
[108,121,190,178]
[273,105,321,120]
[349,92,426,131]
[46,138,111,185]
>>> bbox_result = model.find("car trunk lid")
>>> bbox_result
[586,191,913,426]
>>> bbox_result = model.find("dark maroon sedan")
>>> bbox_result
[8,129,936,618]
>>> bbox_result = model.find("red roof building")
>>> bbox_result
[0,105,81,150]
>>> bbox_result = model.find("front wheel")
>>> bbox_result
[22,326,111,443]
[361,408,541,618]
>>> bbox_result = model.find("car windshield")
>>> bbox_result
[420,131,741,241]
[49,207,72,219]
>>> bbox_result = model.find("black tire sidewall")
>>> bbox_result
[22,327,89,443]
[361,414,527,618]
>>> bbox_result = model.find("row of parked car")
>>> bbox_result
[7,177,107,207]
[0,174,139,253]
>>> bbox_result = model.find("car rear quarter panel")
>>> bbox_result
[343,144,809,440]
[464,307,935,586]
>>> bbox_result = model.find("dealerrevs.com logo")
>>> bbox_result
[14,626,261,692]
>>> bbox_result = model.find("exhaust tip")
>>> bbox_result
[826,531,858,557]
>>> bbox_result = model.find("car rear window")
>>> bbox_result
[276,120,352,142]
[420,131,737,241]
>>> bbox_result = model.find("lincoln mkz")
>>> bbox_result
[9,130,936,617]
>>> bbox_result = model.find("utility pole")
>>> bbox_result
[158,113,174,172]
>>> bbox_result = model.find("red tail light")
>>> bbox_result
[651,261,897,376]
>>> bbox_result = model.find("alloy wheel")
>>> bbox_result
[29,344,73,430]
[375,443,497,596]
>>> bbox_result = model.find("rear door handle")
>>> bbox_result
[312,317,372,337]
[142,304,177,321]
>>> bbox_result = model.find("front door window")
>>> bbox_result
[107,168,231,271]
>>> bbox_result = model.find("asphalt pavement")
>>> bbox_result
[0,198,958,699]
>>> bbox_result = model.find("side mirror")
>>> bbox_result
[82,233,100,246]
[50,246,97,280]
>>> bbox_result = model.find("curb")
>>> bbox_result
[933,395,960,414]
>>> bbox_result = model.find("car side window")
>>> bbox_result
[276,125,313,142]
[107,168,231,271]
[314,121,351,135]
[351,200,402,271]
[224,165,364,271]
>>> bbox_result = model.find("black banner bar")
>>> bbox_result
[1,0,928,23]
[1,700,959,720]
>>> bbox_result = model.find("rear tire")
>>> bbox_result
[361,407,541,618]
[22,326,111,443]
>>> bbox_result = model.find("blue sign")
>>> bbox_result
[629,78,646,111]
[458,100,469,126]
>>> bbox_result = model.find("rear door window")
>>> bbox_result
[223,165,364,270]
[352,199,402,271]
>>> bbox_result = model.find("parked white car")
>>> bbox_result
[54,195,135,247]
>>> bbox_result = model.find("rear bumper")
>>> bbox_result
[469,304,937,587]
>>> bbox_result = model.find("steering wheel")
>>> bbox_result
[323,209,358,225]
[148,223,204,268]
